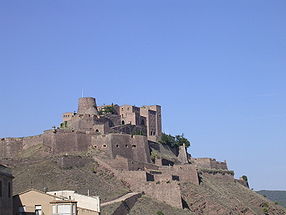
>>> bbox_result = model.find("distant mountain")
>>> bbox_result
[257,190,286,208]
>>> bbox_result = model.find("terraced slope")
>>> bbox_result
[181,174,286,215]
[2,144,285,214]
[101,196,194,215]
[8,155,130,202]
[128,196,193,215]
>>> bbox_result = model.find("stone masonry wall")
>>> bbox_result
[0,135,43,159]
[191,158,228,170]
[159,164,199,185]
[138,181,182,208]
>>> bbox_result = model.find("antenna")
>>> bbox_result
[82,88,84,98]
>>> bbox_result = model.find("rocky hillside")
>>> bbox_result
[2,144,286,215]
[181,173,286,215]
[7,154,129,202]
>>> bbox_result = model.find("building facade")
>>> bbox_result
[0,164,13,215]
[13,189,100,215]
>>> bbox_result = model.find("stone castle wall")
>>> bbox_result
[159,164,199,185]
[91,134,151,163]
[42,130,91,154]
[78,97,98,115]
[0,131,151,166]
[107,155,159,171]
[139,181,182,208]
[0,135,43,159]
[191,158,228,170]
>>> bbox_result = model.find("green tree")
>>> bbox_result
[159,133,176,147]
[159,133,191,148]
[241,175,248,182]
[175,133,191,148]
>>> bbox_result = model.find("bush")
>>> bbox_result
[175,134,190,148]
[262,207,269,214]
[156,211,164,215]
[159,133,190,148]
[99,105,116,115]
[241,175,248,182]
[151,151,158,161]
[159,133,176,147]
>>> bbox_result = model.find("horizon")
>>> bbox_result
[0,0,285,191]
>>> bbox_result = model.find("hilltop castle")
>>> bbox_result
[0,97,240,208]
[62,97,162,142]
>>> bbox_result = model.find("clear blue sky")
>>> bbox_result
[0,1,285,190]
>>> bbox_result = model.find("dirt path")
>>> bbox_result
[101,192,140,206]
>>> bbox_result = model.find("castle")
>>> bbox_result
[0,97,240,208]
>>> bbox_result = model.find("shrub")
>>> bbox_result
[262,207,269,214]
[156,211,164,215]
[241,175,248,182]
[99,105,116,115]
[159,133,176,147]
[175,134,190,148]
[159,133,190,148]
[151,151,158,162]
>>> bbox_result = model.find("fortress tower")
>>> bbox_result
[77,97,99,115]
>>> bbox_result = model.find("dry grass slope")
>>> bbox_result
[181,174,286,215]
[10,155,130,202]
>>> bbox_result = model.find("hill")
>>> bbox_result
[257,190,286,208]
[4,149,285,215]
[9,153,129,202]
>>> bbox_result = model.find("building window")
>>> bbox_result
[116,145,119,148]
[102,144,107,148]
[52,203,76,215]
[95,129,99,132]
[122,120,125,125]
[125,144,128,148]
[35,205,42,215]
[132,145,136,148]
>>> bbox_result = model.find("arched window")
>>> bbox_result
[122,120,125,125]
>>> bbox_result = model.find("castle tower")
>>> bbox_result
[78,97,99,115]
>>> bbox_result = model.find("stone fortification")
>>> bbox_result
[0,96,239,211]
[191,157,228,170]
[77,97,99,115]
[0,135,43,159]
[0,130,151,165]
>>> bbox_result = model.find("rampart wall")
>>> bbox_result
[191,158,228,170]
[159,164,199,185]
[0,131,151,166]
[107,156,158,171]
[138,181,182,208]
[92,134,151,163]
[0,135,43,159]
